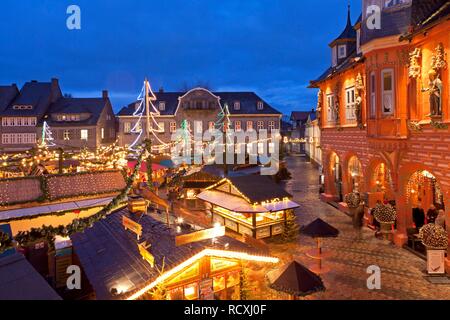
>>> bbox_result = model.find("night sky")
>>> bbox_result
[0,0,361,115]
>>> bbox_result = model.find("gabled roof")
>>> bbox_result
[226,175,293,204]
[44,97,111,126]
[290,111,312,122]
[117,90,282,117]
[0,84,19,112]
[0,81,61,117]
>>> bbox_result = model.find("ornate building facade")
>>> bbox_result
[310,1,449,272]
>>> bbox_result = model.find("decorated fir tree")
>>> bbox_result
[281,211,300,243]
[239,263,252,300]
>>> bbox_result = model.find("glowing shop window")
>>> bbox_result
[258,142,264,154]
[227,271,240,288]
[184,283,199,300]
[213,276,226,292]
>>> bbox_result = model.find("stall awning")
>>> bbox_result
[197,190,300,213]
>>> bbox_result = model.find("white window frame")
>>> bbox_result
[370,72,376,118]
[338,45,346,59]
[170,121,177,133]
[246,121,253,131]
[234,120,242,131]
[81,129,89,141]
[381,68,395,115]
[327,94,336,123]
[63,130,70,141]
[257,101,264,110]
[159,101,166,111]
[124,122,131,133]
[345,87,356,121]
[257,121,264,130]
[268,121,275,130]
[234,101,240,110]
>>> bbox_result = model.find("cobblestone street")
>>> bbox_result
[250,155,450,300]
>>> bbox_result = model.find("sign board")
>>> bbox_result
[138,243,154,268]
[122,215,143,240]
[176,226,226,246]
[427,249,446,275]
[199,278,214,300]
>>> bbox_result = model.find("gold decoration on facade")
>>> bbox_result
[422,43,446,118]
[407,120,423,132]
[408,48,421,79]
[316,89,323,129]
[333,83,341,127]
[355,73,365,129]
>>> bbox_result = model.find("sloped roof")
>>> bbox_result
[329,6,356,47]
[0,85,19,112]
[117,90,282,117]
[227,175,293,204]
[0,81,61,117]
[71,209,264,300]
[43,97,110,126]
[411,0,449,27]
[291,111,311,122]
[0,253,61,300]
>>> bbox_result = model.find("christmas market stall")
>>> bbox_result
[197,176,300,239]
[70,208,279,300]
[178,171,220,210]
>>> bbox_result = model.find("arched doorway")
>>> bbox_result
[329,152,343,202]
[406,170,445,211]
[370,162,394,201]
[348,156,363,192]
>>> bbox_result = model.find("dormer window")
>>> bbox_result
[257,101,264,110]
[159,101,166,111]
[338,45,346,59]
[233,101,240,110]
[332,47,338,67]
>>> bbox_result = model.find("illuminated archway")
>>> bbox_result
[406,170,444,210]
[370,162,394,200]
[328,152,343,201]
[347,156,363,192]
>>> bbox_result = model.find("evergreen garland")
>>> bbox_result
[1,145,146,254]
[281,211,300,243]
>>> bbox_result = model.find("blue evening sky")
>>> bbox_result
[0,0,361,115]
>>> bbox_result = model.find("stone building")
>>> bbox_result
[309,1,450,272]
[0,79,116,151]
[116,87,282,149]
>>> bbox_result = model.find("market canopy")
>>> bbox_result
[269,261,325,297]
[301,218,339,238]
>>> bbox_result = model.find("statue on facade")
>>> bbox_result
[355,73,365,129]
[422,69,443,117]
[316,90,323,128]
[334,83,341,126]
[422,44,446,118]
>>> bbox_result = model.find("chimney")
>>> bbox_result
[102,90,108,99]
[31,80,38,83]
[159,87,164,93]
[51,78,59,86]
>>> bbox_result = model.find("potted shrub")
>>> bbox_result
[344,192,362,228]
[419,224,448,275]
[373,203,397,239]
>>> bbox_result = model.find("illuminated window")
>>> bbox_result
[345,87,356,121]
[381,69,394,115]
[327,94,336,123]
[213,275,226,292]
[81,129,88,140]
[183,283,199,300]
[257,121,264,130]
[208,121,215,131]
[246,121,253,131]
[234,120,241,131]
[157,122,165,133]
[101,128,105,139]
[63,130,70,141]
[170,121,177,133]
[124,122,131,133]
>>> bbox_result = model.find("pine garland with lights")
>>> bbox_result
[281,211,300,243]
[1,144,146,253]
